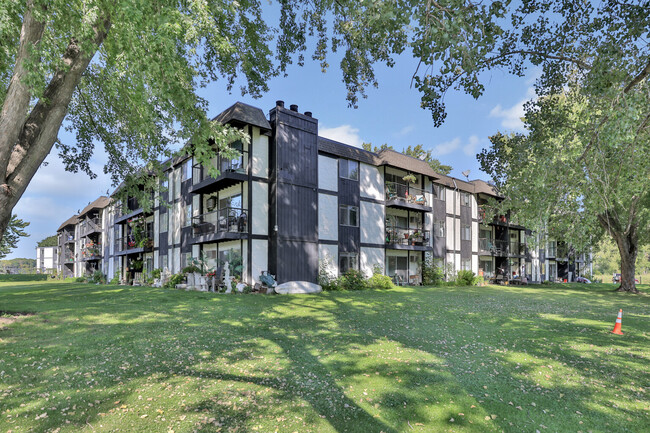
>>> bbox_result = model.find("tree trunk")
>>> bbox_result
[614,232,639,293]
[0,10,111,247]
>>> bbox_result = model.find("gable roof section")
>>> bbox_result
[472,179,501,197]
[377,149,440,180]
[57,215,79,232]
[78,196,111,217]
[214,101,271,132]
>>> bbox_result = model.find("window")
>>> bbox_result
[434,220,445,237]
[339,159,359,180]
[339,253,358,274]
[460,192,471,207]
[461,224,471,241]
[339,205,359,227]
[184,159,193,181]
[433,184,445,201]
[159,254,167,270]
[220,193,242,210]
[184,204,192,227]
[461,259,471,271]
[547,240,557,257]
[160,211,168,233]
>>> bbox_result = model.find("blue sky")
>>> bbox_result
[9,45,537,260]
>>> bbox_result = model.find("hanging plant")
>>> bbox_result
[402,173,417,184]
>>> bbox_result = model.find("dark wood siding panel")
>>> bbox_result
[277,240,318,282]
[339,225,359,253]
[338,178,359,206]
[460,240,472,259]
[277,184,318,241]
[181,227,192,253]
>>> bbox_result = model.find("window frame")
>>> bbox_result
[460,192,471,207]
[433,184,446,201]
[339,205,359,227]
[339,159,359,181]
[339,252,359,275]
[434,220,445,238]
[461,224,471,241]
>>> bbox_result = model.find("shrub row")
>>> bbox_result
[320,269,396,291]
[0,274,48,282]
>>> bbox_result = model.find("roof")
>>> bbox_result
[78,196,111,217]
[57,215,79,232]
[472,179,501,197]
[214,101,272,132]
[377,149,440,180]
[317,137,380,165]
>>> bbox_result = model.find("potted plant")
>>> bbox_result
[402,173,417,184]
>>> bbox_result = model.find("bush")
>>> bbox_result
[182,265,201,274]
[541,280,552,285]
[0,274,47,282]
[367,273,395,290]
[151,268,162,279]
[75,277,86,283]
[456,270,477,286]
[422,256,444,286]
[89,270,105,284]
[164,273,185,289]
[340,269,367,291]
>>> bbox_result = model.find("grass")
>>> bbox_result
[0,281,648,433]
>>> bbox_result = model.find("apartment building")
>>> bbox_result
[36,246,58,274]
[56,101,592,285]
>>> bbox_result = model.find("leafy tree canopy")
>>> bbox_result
[37,235,57,247]
[0,215,29,259]
[475,1,649,292]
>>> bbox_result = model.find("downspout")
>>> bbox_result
[452,179,458,274]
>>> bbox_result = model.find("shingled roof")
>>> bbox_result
[376,149,441,180]
[214,102,271,132]
[78,196,111,217]
[317,137,379,165]
[57,215,79,232]
[471,179,502,198]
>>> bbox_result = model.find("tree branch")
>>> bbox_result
[489,49,592,70]
[624,58,650,93]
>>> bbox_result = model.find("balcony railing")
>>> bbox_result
[81,243,102,260]
[385,181,430,207]
[63,252,75,263]
[479,238,508,255]
[192,151,249,185]
[80,217,102,236]
[385,226,431,247]
[509,242,527,256]
[115,231,154,252]
[192,207,248,237]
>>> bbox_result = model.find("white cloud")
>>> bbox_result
[433,137,461,155]
[489,87,536,131]
[319,125,364,148]
[463,135,481,156]
[395,125,415,138]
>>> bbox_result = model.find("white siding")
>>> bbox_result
[318,155,338,192]
[251,239,269,284]
[318,193,338,241]
[251,128,269,178]
[360,201,384,244]
[252,181,269,235]
[360,163,384,200]
[319,243,338,278]
[361,247,384,278]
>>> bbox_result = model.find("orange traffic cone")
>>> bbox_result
[611,309,624,335]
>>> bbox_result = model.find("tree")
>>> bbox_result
[37,235,57,247]
[362,143,452,174]
[0,215,29,259]
[0,0,513,244]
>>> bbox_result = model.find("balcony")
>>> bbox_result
[115,231,154,255]
[115,197,145,223]
[189,152,249,195]
[81,242,102,261]
[479,238,508,256]
[80,217,102,236]
[191,207,248,244]
[509,242,527,256]
[63,251,75,264]
[385,226,432,251]
[63,231,75,244]
[385,181,432,212]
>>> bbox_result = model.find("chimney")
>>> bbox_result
[304,111,312,117]
[276,100,284,108]
[290,104,298,112]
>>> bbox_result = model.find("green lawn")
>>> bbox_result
[1,282,648,433]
